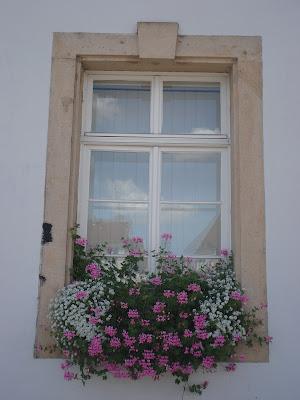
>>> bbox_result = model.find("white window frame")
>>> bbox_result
[78,71,231,271]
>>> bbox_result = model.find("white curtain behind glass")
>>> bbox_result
[88,151,149,253]
[162,83,220,134]
[160,152,221,256]
[92,82,151,133]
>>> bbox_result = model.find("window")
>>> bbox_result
[78,73,231,270]
[36,29,267,361]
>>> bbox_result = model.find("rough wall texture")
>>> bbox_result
[0,1,300,399]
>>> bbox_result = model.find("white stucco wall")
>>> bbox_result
[0,0,299,399]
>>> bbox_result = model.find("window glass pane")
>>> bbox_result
[89,151,149,201]
[162,82,220,134]
[161,152,221,202]
[88,150,149,255]
[88,202,148,254]
[92,81,151,133]
[160,204,220,256]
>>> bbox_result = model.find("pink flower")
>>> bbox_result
[190,342,203,357]
[220,249,229,257]
[75,237,87,247]
[110,337,121,348]
[177,291,188,304]
[212,335,225,348]
[124,335,136,348]
[75,290,88,300]
[138,333,152,344]
[88,336,102,356]
[129,288,140,296]
[183,329,193,338]
[196,330,209,340]
[60,361,70,370]
[150,276,162,286]
[120,302,128,309]
[143,350,155,360]
[131,236,144,243]
[194,314,206,330]
[141,319,150,326]
[163,290,175,298]
[225,362,236,372]
[161,232,172,241]
[187,283,201,292]
[163,332,182,348]
[158,355,169,367]
[179,312,189,319]
[124,358,137,368]
[64,370,75,381]
[230,291,249,303]
[152,301,166,313]
[85,263,102,279]
[128,309,139,319]
[63,330,76,341]
[104,326,117,337]
[202,356,215,369]
[264,335,273,344]
[156,314,166,322]
[88,316,100,325]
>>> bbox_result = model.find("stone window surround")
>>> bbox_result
[35,22,268,361]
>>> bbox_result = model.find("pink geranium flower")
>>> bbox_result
[202,356,215,369]
[264,336,273,344]
[163,290,175,298]
[220,249,229,257]
[187,283,201,292]
[75,290,88,300]
[110,337,121,348]
[64,370,75,381]
[75,237,87,247]
[85,263,102,279]
[150,276,162,286]
[161,232,172,241]
[212,335,225,348]
[128,309,139,319]
[88,316,100,325]
[63,330,75,341]
[88,336,102,356]
[105,326,117,337]
[183,329,193,338]
[131,236,144,243]
[177,291,188,304]
[152,301,166,313]
[230,291,249,303]
[194,314,206,330]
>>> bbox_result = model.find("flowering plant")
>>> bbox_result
[49,230,269,396]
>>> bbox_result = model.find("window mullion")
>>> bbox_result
[78,146,91,240]
[149,146,161,271]
[220,148,231,251]
[152,77,162,134]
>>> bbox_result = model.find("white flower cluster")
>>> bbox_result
[49,280,111,343]
[198,261,247,342]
